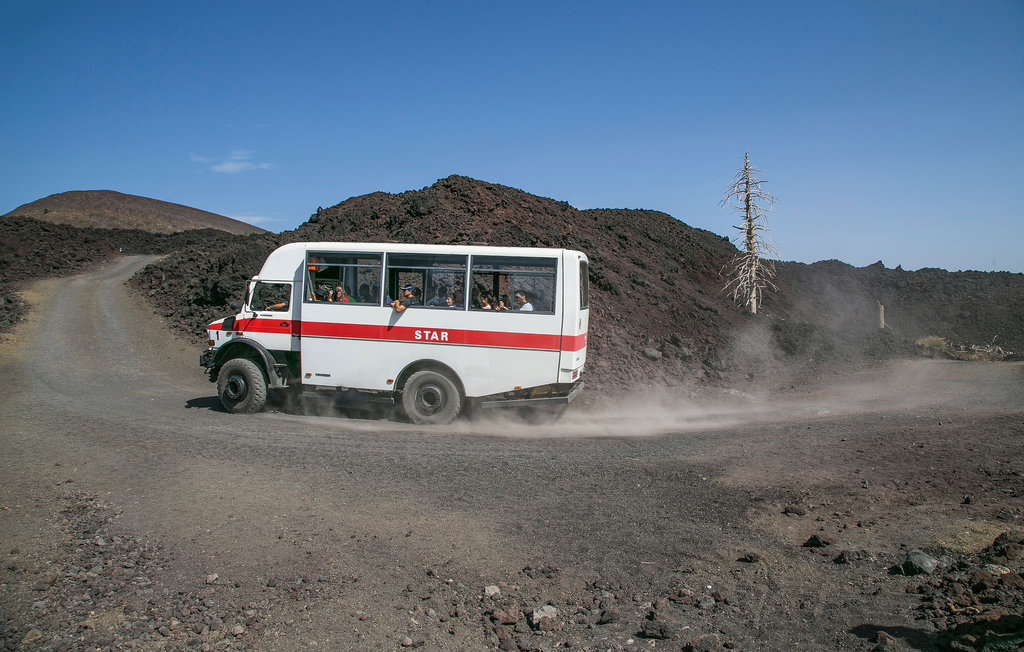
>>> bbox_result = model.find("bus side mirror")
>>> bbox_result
[229,301,240,311]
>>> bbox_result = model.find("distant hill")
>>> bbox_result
[3,190,266,235]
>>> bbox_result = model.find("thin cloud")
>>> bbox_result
[203,150,274,174]
[231,214,277,225]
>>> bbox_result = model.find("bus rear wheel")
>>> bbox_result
[217,358,267,414]
[402,370,461,425]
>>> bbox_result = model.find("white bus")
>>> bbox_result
[200,242,589,424]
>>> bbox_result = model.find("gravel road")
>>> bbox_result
[1,257,1022,651]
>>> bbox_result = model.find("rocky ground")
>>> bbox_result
[0,260,1021,651]
[7,487,1021,651]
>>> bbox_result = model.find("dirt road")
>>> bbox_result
[1,258,1022,651]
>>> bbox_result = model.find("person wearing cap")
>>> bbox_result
[391,284,419,313]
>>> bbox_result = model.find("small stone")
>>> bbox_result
[668,588,694,604]
[871,630,898,651]
[531,605,558,630]
[682,633,722,651]
[898,550,939,576]
[400,636,413,647]
[738,552,760,563]
[484,585,501,598]
[206,573,219,584]
[230,625,245,636]
[21,629,43,645]
[639,619,672,639]
[492,607,520,625]
[802,534,835,548]
[597,608,620,624]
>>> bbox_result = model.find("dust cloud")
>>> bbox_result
[268,360,1022,440]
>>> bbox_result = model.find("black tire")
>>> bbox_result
[401,370,462,425]
[216,358,267,414]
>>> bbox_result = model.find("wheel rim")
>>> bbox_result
[415,383,445,416]
[224,374,248,401]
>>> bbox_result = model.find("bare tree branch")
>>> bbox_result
[719,152,780,315]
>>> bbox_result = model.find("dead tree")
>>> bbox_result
[720,152,779,315]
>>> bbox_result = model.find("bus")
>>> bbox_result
[200,242,589,424]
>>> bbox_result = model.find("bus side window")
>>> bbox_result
[386,253,467,309]
[470,256,557,314]
[306,252,383,305]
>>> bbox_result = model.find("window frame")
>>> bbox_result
[384,252,469,310]
[304,251,384,306]
[469,255,558,313]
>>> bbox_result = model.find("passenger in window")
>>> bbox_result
[312,284,330,301]
[479,293,494,310]
[357,283,373,303]
[514,292,534,311]
[391,284,419,313]
[452,290,464,308]
[496,294,511,311]
[330,286,350,303]
[426,285,448,306]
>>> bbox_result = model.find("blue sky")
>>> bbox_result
[2,1,1021,272]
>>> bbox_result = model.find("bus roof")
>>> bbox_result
[256,241,588,280]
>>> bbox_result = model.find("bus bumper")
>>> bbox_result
[200,348,216,368]
[478,381,584,409]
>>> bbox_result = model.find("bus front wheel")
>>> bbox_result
[217,358,267,414]
[402,370,461,425]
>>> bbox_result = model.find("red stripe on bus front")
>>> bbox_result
[211,317,292,334]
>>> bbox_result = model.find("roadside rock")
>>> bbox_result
[638,618,673,640]
[895,549,940,576]
[802,534,835,548]
[530,605,558,631]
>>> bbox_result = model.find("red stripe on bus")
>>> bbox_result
[562,333,587,352]
[213,319,587,353]
[303,321,563,351]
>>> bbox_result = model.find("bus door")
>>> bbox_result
[558,253,589,380]
[298,251,389,389]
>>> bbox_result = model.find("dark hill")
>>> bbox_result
[129,175,1024,393]
[131,176,751,389]
[3,190,265,235]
